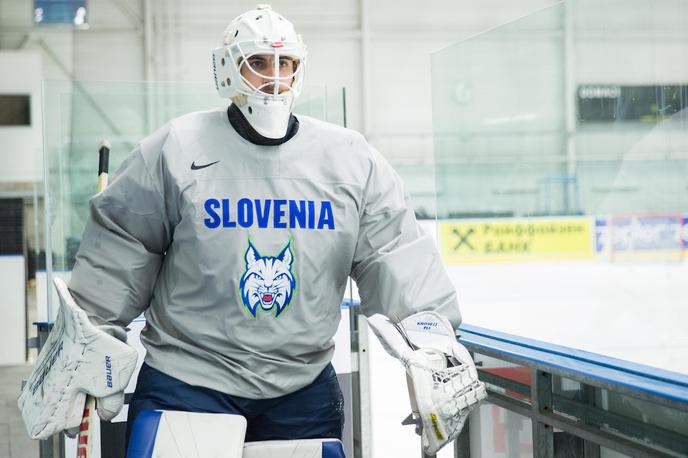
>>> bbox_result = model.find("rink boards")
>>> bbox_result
[436,213,687,263]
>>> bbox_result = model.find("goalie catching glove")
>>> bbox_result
[367,311,486,455]
[18,278,138,439]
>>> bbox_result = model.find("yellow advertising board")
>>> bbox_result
[439,218,594,263]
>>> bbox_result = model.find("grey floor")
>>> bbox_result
[0,364,38,458]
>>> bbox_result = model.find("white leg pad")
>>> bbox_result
[127,411,246,458]
[243,439,345,458]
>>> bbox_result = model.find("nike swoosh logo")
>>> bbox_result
[191,160,220,170]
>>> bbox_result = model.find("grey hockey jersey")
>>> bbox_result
[69,107,461,399]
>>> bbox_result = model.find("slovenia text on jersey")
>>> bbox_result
[203,198,336,230]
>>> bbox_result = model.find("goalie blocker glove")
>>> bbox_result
[367,311,487,455]
[18,278,138,439]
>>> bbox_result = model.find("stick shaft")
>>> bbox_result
[97,142,110,193]
[76,140,111,458]
[76,397,96,457]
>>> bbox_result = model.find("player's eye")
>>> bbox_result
[247,57,267,70]
[280,58,297,72]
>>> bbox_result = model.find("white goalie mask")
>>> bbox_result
[212,4,307,139]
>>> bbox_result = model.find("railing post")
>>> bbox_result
[531,369,554,458]
[584,440,601,458]
[581,384,601,458]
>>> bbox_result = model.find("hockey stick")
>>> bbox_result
[97,140,110,192]
[75,139,111,458]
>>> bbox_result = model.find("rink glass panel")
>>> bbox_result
[469,402,535,458]
[473,353,532,404]
[431,1,688,219]
[430,0,688,373]
[43,80,345,319]
[551,375,688,455]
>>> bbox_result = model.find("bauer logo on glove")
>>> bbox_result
[18,278,138,440]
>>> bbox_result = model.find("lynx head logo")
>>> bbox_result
[239,240,296,317]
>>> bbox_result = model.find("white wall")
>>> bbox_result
[0,256,26,365]
[0,51,42,182]
[0,0,559,184]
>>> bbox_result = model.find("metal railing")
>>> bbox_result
[456,324,688,458]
